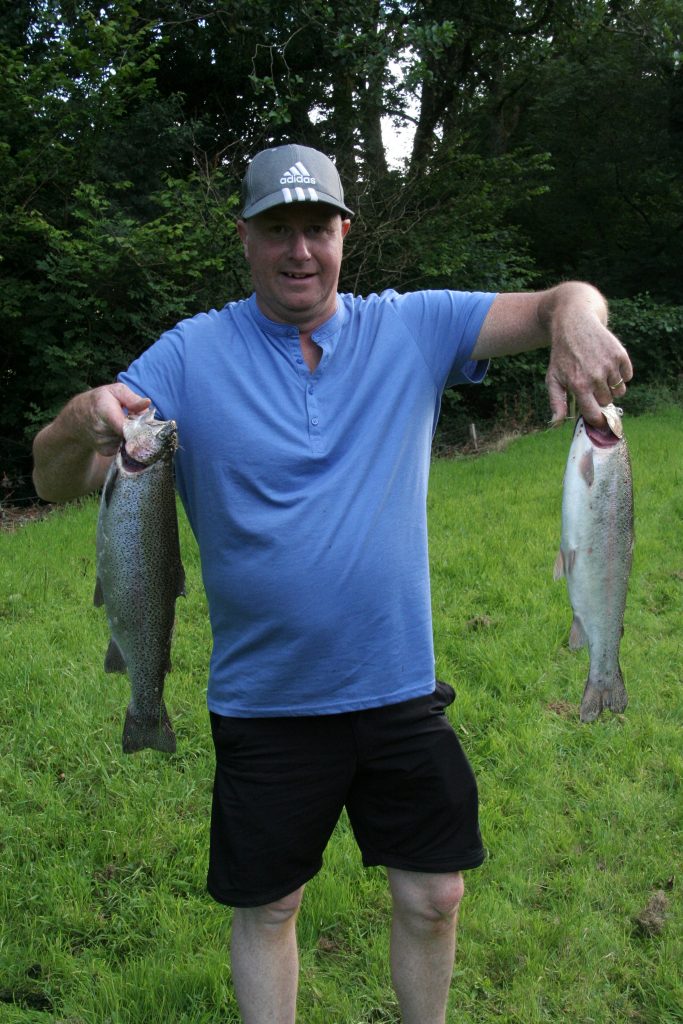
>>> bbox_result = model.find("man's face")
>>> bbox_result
[237,204,351,330]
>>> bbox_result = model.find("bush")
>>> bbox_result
[609,295,683,385]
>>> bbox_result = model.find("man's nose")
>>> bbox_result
[289,231,311,260]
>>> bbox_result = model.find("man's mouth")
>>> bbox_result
[282,271,315,279]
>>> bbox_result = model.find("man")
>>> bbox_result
[33,144,632,1024]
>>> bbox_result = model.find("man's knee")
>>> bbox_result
[234,886,304,933]
[389,870,464,932]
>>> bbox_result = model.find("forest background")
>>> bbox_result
[2,0,682,499]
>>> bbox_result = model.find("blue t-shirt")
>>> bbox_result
[120,289,495,716]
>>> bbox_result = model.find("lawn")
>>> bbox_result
[1,408,681,1023]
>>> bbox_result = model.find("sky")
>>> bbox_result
[381,115,416,169]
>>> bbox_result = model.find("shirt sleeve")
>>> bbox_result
[384,289,496,390]
[117,322,188,421]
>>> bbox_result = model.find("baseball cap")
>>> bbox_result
[240,144,354,219]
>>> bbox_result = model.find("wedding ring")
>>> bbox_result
[608,378,624,391]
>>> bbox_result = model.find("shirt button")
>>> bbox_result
[308,386,314,394]
[311,417,319,426]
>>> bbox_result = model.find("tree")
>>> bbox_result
[465,0,683,299]
[2,0,680,496]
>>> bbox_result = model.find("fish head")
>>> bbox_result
[120,406,178,471]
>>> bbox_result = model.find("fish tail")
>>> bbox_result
[579,665,628,723]
[122,702,177,754]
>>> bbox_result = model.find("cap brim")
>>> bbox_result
[242,191,354,219]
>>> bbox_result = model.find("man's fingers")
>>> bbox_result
[89,384,151,454]
[546,372,569,426]
[594,377,615,409]
[547,351,633,429]
[110,383,151,413]
[547,371,614,429]
[606,357,633,400]
[577,395,608,429]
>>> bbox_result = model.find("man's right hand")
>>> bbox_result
[77,383,151,456]
[32,383,151,502]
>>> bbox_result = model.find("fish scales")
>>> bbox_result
[554,404,634,722]
[94,407,185,753]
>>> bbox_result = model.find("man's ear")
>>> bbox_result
[341,218,351,239]
[236,219,249,257]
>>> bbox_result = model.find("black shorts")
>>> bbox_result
[207,681,485,908]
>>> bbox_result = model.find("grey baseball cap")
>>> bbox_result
[240,144,354,219]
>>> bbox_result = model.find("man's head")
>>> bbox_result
[240,144,353,220]
[237,144,352,330]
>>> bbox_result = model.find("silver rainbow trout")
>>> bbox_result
[554,404,634,722]
[94,407,185,753]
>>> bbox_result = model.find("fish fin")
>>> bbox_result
[569,615,588,651]
[553,550,565,580]
[122,702,176,754]
[579,448,594,486]
[103,466,119,507]
[94,577,104,607]
[104,638,127,674]
[556,548,577,579]
[580,666,628,723]
[177,563,186,598]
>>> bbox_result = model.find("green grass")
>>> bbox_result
[1,408,681,1023]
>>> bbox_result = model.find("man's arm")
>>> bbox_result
[472,282,633,427]
[32,383,150,502]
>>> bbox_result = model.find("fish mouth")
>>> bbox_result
[585,421,620,448]
[120,446,152,472]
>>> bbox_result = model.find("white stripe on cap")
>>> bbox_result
[294,161,309,175]
[295,186,306,201]
[308,188,318,201]
[282,188,293,203]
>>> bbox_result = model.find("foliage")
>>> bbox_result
[1,0,681,493]
[488,0,683,299]
[609,295,683,383]
[341,145,548,296]
[3,169,244,439]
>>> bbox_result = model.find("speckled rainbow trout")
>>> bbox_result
[554,404,634,722]
[94,407,185,753]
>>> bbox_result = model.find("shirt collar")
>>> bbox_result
[247,293,346,353]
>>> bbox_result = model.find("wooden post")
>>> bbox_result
[469,422,478,450]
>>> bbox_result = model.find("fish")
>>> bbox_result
[94,406,185,753]
[554,404,634,722]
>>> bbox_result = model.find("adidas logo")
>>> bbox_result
[280,161,317,186]
[280,161,320,204]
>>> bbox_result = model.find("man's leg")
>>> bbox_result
[387,868,464,1024]
[230,886,304,1024]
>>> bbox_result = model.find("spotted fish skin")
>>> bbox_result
[554,404,634,722]
[94,407,185,753]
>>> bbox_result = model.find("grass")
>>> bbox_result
[1,407,681,1023]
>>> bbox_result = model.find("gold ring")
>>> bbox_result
[608,378,624,391]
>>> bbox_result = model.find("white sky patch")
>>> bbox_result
[381,116,416,170]
[382,55,419,170]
